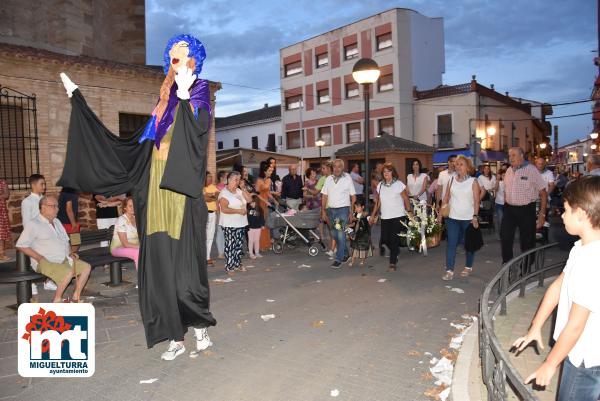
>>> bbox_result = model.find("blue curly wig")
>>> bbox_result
[162,34,206,76]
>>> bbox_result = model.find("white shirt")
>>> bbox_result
[449,177,476,220]
[477,175,497,191]
[21,193,42,229]
[540,169,555,200]
[553,240,600,368]
[495,181,505,205]
[406,173,428,202]
[111,214,139,249]
[350,171,364,196]
[437,169,456,201]
[16,214,71,271]
[377,180,407,219]
[321,174,356,208]
[218,188,248,228]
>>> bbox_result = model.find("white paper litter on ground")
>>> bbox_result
[441,317,448,321]
[461,314,473,320]
[450,322,466,331]
[266,299,275,303]
[430,357,453,386]
[439,387,451,401]
[316,280,322,283]
[261,314,276,321]
[377,278,387,283]
[445,285,452,289]
[485,260,493,264]
[213,277,234,283]
[298,264,311,268]
[330,389,340,397]
[449,335,464,349]
[449,287,464,294]
[424,352,432,357]
[140,378,158,384]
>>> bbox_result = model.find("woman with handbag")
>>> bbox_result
[370,163,412,271]
[438,155,481,281]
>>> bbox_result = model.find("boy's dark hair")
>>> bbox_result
[562,176,600,228]
[354,198,365,208]
[28,174,45,186]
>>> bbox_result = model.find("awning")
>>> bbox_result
[479,150,506,162]
[433,149,472,164]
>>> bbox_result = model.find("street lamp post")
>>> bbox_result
[315,138,325,165]
[352,58,380,213]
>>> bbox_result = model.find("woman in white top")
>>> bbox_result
[110,197,140,270]
[218,171,252,274]
[477,165,497,204]
[440,155,481,281]
[370,163,412,271]
[406,159,429,202]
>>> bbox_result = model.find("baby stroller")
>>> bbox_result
[267,205,326,256]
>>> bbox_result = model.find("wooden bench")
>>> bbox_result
[0,251,45,308]
[77,226,133,286]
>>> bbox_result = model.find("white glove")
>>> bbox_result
[60,72,78,98]
[174,66,196,100]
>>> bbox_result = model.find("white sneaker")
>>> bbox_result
[325,250,334,257]
[255,253,263,258]
[190,328,213,358]
[161,340,185,361]
[31,283,38,295]
[44,280,57,291]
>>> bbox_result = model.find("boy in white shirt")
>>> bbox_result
[512,176,600,401]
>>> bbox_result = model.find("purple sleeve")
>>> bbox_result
[189,79,212,123]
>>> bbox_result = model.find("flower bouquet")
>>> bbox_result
[399,199,443,256]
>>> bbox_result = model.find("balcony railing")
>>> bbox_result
[434,132,454,148]
[479,243,567,401]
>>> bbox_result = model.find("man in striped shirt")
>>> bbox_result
[501,147,548,263]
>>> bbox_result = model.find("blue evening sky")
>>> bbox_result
[146,0,596,146]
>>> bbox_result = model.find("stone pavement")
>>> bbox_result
[0,233,566,401]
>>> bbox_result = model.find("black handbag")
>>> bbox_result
[465,223,484,252]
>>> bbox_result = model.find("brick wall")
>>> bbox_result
[1,45,220,246]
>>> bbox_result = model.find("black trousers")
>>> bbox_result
[500,202,537,263]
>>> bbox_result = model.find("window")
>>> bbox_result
[119,112,150,138]
[285,95,302,110]
[251,136,258,150]
[284,61,302,77]
[345,82,359,98]
[266,133,276,152]
[318,126,332,146]
[501,135,508,152]
[287,130,302,149]
[217,141,223,150]
[376,33,392,50]
[378,118,394,136]
[316,53,328,68]
[317,88,330,104]
[233,139,239,148]
[436,114,452,148]
[344,43,358,60]
[346,122,361,143]
[377,74,393,92]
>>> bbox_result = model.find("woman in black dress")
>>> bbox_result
[348,199,371,266]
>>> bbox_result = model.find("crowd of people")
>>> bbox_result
[1,149,598,301]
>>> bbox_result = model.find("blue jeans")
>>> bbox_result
[558,357,600,401]
[445,218,475,271]
[495,203,504,230]
[327,206,350,262]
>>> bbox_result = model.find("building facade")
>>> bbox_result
[215,104,282,153]
[413,77,551,166]
[279,8,444,162]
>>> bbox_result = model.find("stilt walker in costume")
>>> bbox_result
[57,34,217,360]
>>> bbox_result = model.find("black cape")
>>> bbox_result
[57,89,216,348]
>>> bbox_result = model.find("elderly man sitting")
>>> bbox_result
[16,195,91,303]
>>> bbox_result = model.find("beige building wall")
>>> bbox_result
[0,45,219,237]
[279,8,444,161]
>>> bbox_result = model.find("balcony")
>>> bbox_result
[435,132,454,148]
